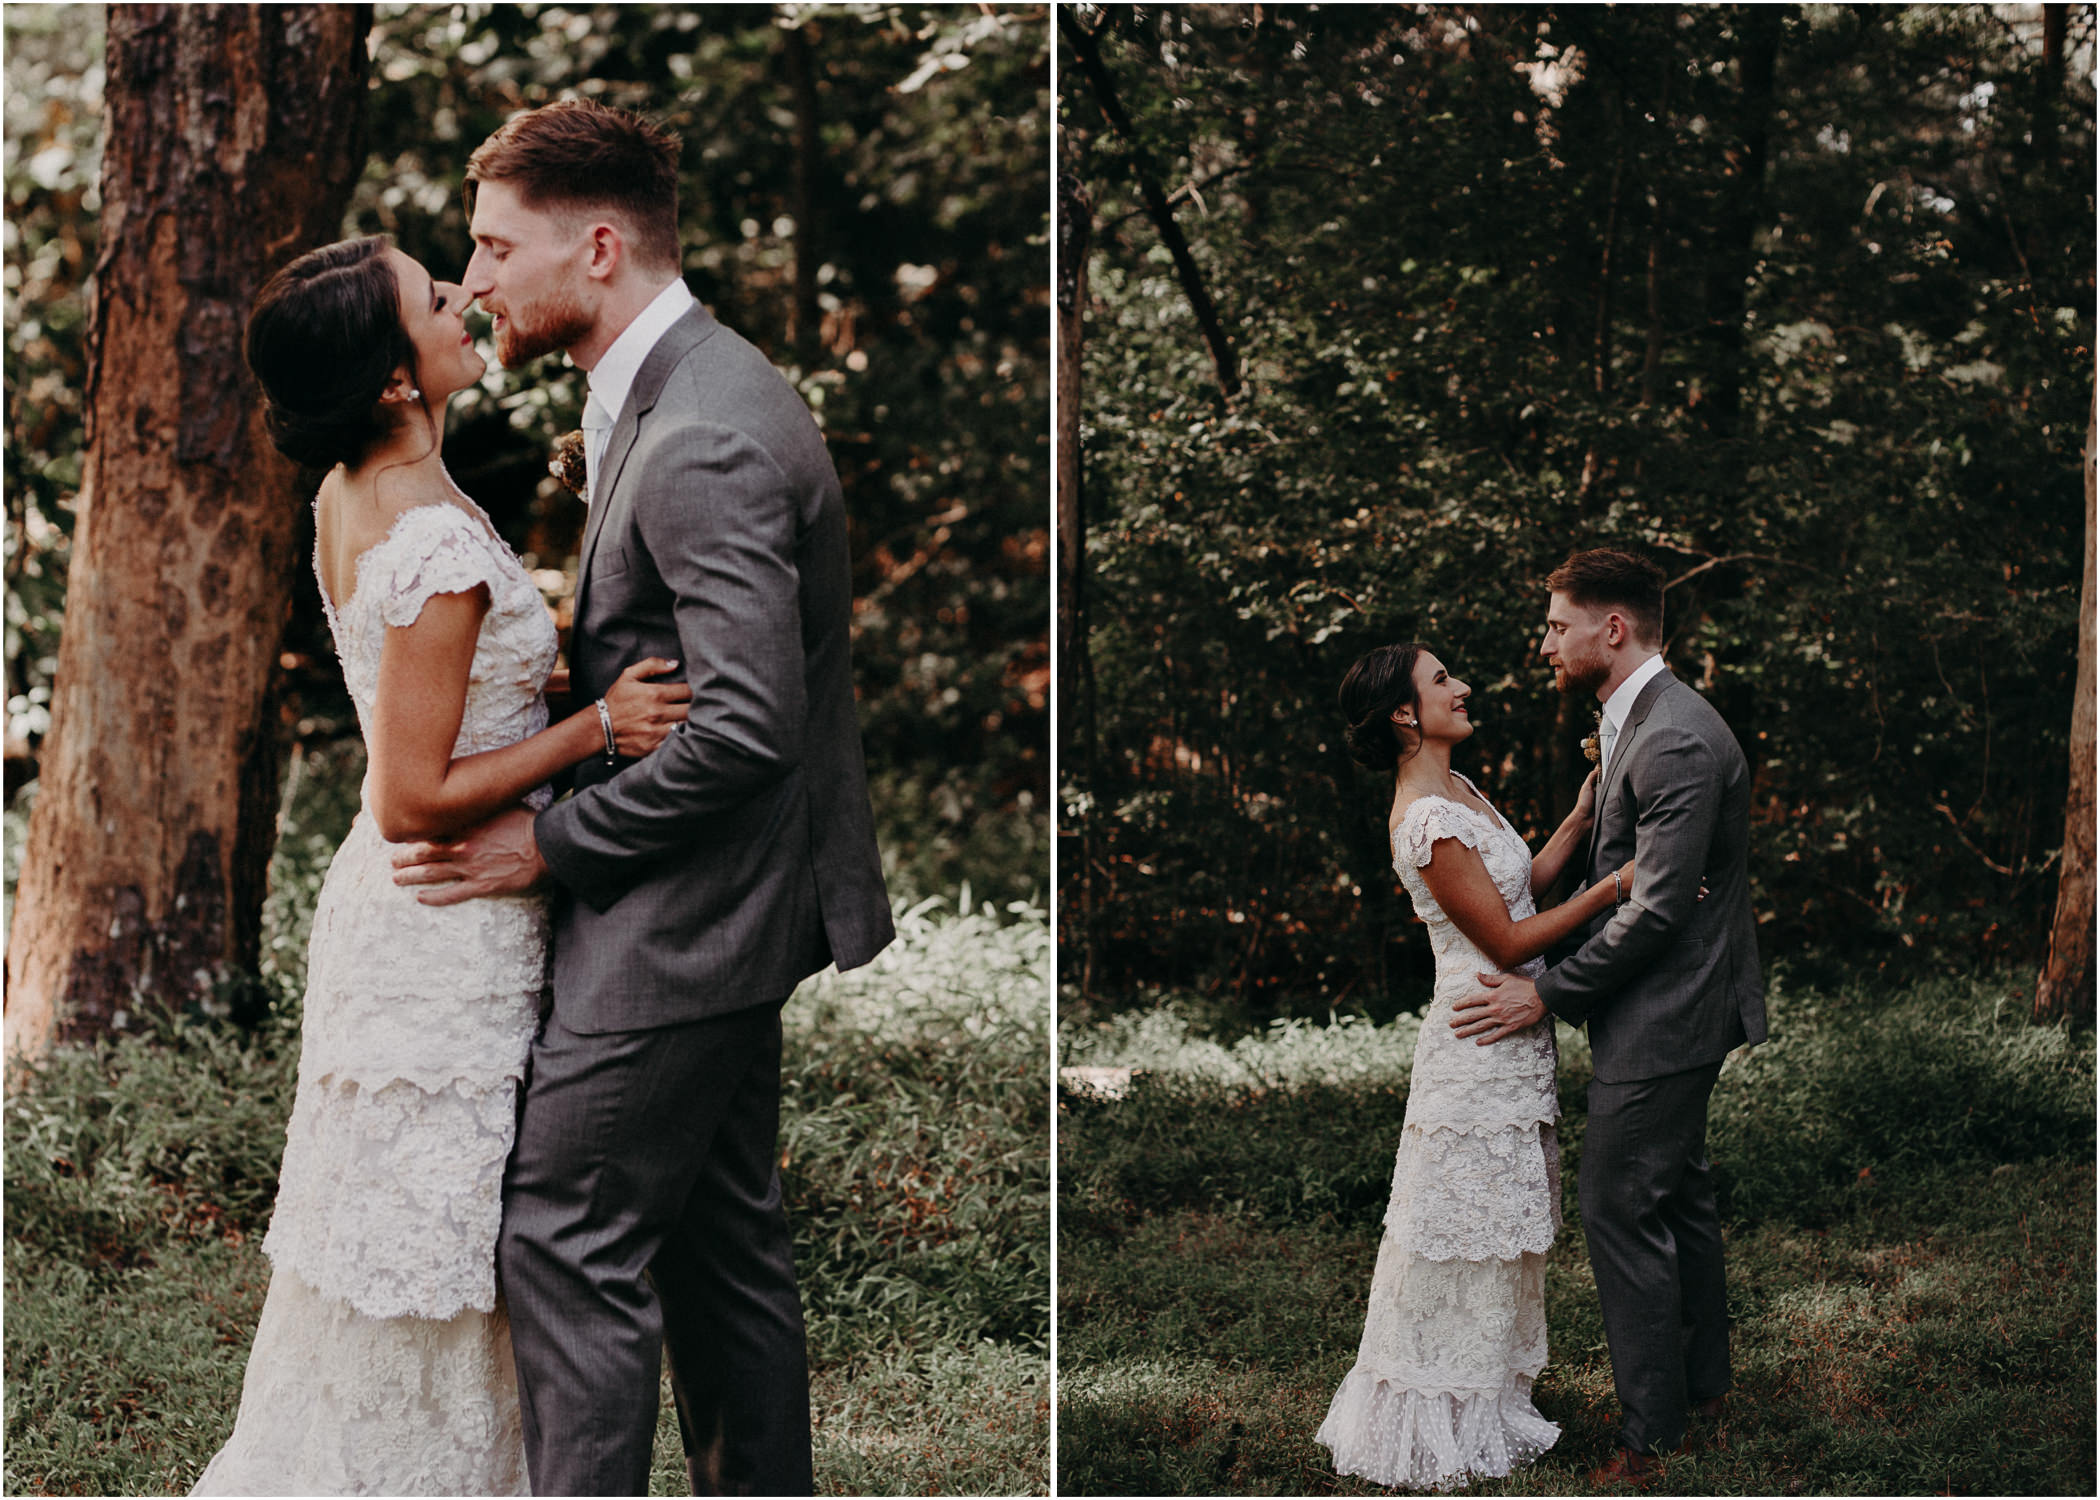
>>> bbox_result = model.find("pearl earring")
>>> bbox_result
[407,387,422,400]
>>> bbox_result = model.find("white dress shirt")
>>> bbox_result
[581,277,699,500]
[1599,652,1668,777]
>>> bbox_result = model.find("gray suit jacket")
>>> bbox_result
[1536,669,1766,1084]
[534,303,893,1032]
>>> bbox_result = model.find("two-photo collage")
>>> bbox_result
[4,4,2095,1497]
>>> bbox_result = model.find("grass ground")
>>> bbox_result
[1058,974,2095,1496]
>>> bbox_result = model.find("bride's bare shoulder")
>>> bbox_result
[1387,790,1451,839]
[316,465,470,610]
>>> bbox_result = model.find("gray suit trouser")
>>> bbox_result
[498,1000,812,1496]
[1580,1060,1731,1455]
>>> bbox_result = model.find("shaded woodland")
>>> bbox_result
[1059,4,2095,1013]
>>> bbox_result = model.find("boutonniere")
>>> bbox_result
[1581,711,1602,765]
[550,429,588,498]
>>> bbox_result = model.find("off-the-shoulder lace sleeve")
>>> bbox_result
[1395,795,1488,870]
[373,504,501,630]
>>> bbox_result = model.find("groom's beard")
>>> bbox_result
[493,288,594,367]
[1552,653,1609,696]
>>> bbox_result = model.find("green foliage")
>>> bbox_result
[809,1342,1048,1497]
[870,765,1047,916]
[1063,1000,1422,1088]
[2,4,99,758]
[3,1016,302,1497]
[1063,5,2094,1004]
[3,1018,300,1274]
[1707,971,2096,1226]
[4,890,1049,1495]
[1060,1073,1403,1242]
[785,891,1051,1363]
[1058,978,2097,1495]
[253,738,369,1000]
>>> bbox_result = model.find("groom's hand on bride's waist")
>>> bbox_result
[1451,972,1547,1045]
[391,806,550,905]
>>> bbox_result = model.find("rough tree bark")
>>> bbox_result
[5,4,370,1060]
[2035,386,2095,1025]
[1057,163,1097,997]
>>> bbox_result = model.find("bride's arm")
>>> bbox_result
[365,589,690,843]
[1420,835,1632,972]
[1529,767,1598,897]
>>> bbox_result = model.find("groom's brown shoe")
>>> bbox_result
[1683,1394,1729,1454]
[1588,1446,1660,1489]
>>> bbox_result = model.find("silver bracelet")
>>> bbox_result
[595,697,617,763]
[1613,869,1624,903]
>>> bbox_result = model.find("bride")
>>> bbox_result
[192,235,688,1494]
[1316,641,1631,1490]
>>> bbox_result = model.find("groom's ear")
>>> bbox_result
[583,222,625,283]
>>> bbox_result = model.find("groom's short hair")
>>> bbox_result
[466,100,682,272]
[1547,549,1665,645]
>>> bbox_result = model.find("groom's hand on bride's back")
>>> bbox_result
[391,805,550,906]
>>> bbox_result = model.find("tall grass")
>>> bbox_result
[1059,972,2095,1496]
[788,893,1051,1366]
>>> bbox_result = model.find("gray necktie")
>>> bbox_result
[581,390,613,504]
[1599,713,1619,776]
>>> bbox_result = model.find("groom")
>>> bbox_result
[1452,548,1765,1485]
[393,100,893,1494]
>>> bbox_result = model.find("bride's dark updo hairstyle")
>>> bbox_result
[1339,641,1431,771]
[245,236,419,471]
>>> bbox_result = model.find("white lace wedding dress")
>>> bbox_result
[1316,780,1562,1490]
[192,501,555,1495]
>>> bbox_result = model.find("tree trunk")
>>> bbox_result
[1578,91,1627,501]
[2035,386,2095,1025]
[1698,6,1783,435]
[1057,162,1098,997]
[1059,6,1241,402]
[5,4,369,1060]
[1639,35,1675,408]
[1591,98,1625,404]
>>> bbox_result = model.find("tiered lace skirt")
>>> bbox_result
[189,1268,528,1496]
[191,816,543,1495]
[1316,1009,1563,1490]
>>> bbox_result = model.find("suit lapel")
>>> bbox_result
[1586,668,1676,876]
[574,304,720,621]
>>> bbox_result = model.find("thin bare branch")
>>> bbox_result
[1930,801,2020,877]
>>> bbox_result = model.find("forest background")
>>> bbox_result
[3,5,1050,1494]
[1055,9,2093,1494]
[1059,3,2094,1017]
